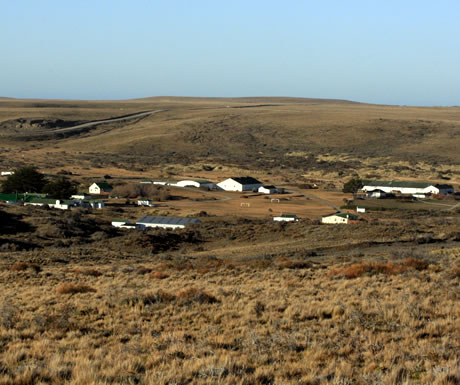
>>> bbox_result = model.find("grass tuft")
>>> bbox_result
[56,283,96,295]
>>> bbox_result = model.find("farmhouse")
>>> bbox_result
[273,214,298,222]
[259,185,279,194]
[175,180,216,189]
[361,180,454,196]
[136,216,202,230]
[322,212,360,224]
[89,182,113,195]
[217,177,263,192]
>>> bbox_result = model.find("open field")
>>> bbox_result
[0,96,459,384]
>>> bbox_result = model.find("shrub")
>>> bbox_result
[151,271,169,279]
[402,257,429,271]
[329,262,407,279]
[56,283,96,295]
[177,288,219,305]
[276,257,311,269]
[136,266,153,275]
[10,261,41,273]
[72,268,102,277]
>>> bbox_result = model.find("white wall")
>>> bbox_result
[322,215,348,224]
[217,179,262,191]
[139,223,185,229]
[89,184,101,194]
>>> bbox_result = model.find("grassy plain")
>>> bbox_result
[0,97,459,384]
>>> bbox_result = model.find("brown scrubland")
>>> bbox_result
[0,97,459,384]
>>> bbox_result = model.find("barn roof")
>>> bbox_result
[362,180,433,189]
[230,176,262,185]
[136,216,202,226]
[93,182,113,190]
[323,212,359,220]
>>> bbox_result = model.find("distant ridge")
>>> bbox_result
[131,96,363,105]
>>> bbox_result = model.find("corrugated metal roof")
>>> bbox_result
[230,176,262,185]
[362,180,432,189]
[137,216,202,226]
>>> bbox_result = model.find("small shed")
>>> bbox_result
[259,185,279,194]
[273,214,298,222]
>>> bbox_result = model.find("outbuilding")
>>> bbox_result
[259,185,279,194]
[321,212,360,224]
[273,214,298,222]
[136,216,202,230]
[217,177,263,192]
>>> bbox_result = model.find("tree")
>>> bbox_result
[343,177,363,193]
[42,178,78,199]
[1,167,47,193]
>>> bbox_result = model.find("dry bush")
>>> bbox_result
[151,271,169,279]
[177,288,219,305]
[10,261,29,271]
[136,265,153,275]
[10,261,41,273]
[56,283,96,295]
[329,262,407,279]
[450,266,460,279]
[276,257,311,269]
[402,257,430,271]
[72,268,102,277]
[122,290,176,306]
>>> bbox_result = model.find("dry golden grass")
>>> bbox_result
[0,248,458,385]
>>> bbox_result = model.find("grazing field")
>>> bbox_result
[0,96,459,384]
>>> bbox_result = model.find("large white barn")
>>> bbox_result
[217,177,263,192]
[361,180,454,196]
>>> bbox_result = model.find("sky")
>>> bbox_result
[1,1,459,106]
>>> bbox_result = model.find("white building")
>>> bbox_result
[89,182,113,195]
[356,207,366,213]
[217,177,263,192]
[111,219,137,229]
[273,214,298,222]
[138,200,156,207]
[25,198,76,210]
[1,171,14,176]
[366,189,386,199]
[71,193,92,200]
[361,180,454,196]
[176,180,216,189]
[136,216,202,230]
[322,212,360,224]
[259,185,279,194]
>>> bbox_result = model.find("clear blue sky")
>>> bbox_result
[2,0,459,105]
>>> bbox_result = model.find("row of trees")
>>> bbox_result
[1,167,78,199]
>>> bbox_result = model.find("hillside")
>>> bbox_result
[0,97,459,183]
